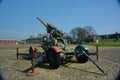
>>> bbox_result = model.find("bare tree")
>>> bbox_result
[70,27,87,41]
[69,26,96,42]
[29,35,34,39]
[69,28,76,41]
[83,26,96,36]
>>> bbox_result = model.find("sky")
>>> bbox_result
[0,0,120,40]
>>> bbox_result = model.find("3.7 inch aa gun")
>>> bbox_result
[35,17,107,75]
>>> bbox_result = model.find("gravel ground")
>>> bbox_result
[0,45,120,80]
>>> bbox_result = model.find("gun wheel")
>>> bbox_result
[47,50,61,69]
[76,51,88,63]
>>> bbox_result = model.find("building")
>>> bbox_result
[100,33,120,39]
[26,38,42,44]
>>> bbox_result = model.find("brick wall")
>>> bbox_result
[0,40,18,45]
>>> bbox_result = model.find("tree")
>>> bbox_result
[70,27,87,41]
[69,26,96,42]
[29,35,34,39]
[37,34,43,38]
[83,26,96,36]
[69,28,77,41]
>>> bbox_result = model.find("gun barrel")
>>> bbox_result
[37,17,56,30]
[36,17,47,27]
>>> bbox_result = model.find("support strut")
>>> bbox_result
[82,50,107,75]
[26,49,39,76]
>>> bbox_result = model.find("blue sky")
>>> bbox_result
[0,0,120,40]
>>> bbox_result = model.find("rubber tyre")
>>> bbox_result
[47,50,61,69]
[76,51,88,63]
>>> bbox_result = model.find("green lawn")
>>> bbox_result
[85,39,120,47]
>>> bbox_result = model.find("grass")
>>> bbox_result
[85,39,120,47]
[0,43,119,80]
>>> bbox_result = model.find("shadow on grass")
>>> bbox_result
[115,70,120,80]
[18,63,52,74]
[19,60,76,74]
[62,60,104,76]
[17,58,104,75]
[19,67,32,73]
[16,53,31,60]
[0,73,4,80]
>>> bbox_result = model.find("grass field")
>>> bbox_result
[0,44,120,80]
[85,39,120,47]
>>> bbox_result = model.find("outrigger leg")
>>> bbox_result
[82,50,108,75]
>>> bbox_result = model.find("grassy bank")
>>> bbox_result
[85,39,120,47]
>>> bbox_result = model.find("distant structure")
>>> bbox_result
[100,32,120,39]
[92,35,101,43]
[0,40,18,45]
[26,34,72,44]
[26,38,42,44]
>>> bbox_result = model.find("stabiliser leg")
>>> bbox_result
[82,50,108,75]
[26,50,39,76]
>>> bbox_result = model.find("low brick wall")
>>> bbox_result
[0,40,18,45]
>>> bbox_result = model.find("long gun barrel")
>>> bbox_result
[36,17,56,29]
[36,17,47,27]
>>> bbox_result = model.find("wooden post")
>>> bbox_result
[96,46,100,62]
[16,48,19,60]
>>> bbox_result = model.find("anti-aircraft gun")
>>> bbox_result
[29,17,107,75]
